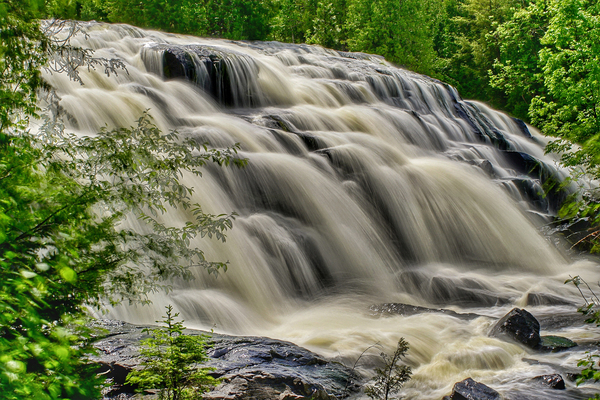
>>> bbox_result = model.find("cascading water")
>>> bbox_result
[44,22,600,399]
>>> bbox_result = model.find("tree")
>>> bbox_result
[126,305,218,400]
[305,0,347,49]
[345,0,442,75]
[490,0,600,249]
[434,0,526,108]
[364,338,412,400]
[270,0,316,44]
[1,5,245,398]
[531,0,600,169]
[489,0,549,120]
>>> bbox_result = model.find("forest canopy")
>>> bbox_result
[48,0,598,130]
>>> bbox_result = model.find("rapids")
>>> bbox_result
[43,22,599,399]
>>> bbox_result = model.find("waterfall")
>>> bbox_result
[44,22,598,399]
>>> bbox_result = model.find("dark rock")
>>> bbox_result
[503,151,542,176]
[525,292,574,307]
[536,311,588,330]
[538,335,578,352]
[532,374,566,390]
[148,44,262,108]
[565,373,578,382]
[507,178,549,212]
[398,271,511,307]
[92,320,356,400]
[369,303,480,321]
[502,151,568,213]
[96,361,133,385]
[489,308,541,349]
[450,378,502,400]
[455,101,513,150]
[512,118,533,139]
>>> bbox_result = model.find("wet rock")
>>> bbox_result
[532,374,566,390]
[369,303,480,321]
[525,292,574,307]
[398,271,512,308]
[538,335,578,352]
[512,118,533,139]
[489,308,541,348]
[507,178,549,213]
[96,361,133,385]
[92,320,355,400]
[502,151,567,212]
[149,44,262,107]
[536,311,588,330]
[449,378,502,400]
[489,309,578,353]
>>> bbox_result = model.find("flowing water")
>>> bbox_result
[43,22,600,399]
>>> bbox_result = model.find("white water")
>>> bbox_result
[44,22,600,399]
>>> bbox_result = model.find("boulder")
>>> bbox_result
[449,378,502,400]
[489,308,541,348]
[532,374,566,390]
[511,118,533,139]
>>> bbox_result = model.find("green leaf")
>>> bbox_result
[59,267,77,283]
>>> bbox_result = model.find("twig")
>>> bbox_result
[342,342,382,398]
[570,229,600,250]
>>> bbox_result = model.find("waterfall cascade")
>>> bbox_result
[44,22,599,399]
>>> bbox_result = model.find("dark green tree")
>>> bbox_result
[346,0,441,75]
[489,0,549,120]
[532,0,600,167]
[270,0,316,44]
[364,338,412,400]
[126,305,218,400]
[434,0,527,108]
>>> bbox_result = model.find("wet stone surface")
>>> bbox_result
[92,320,356,400]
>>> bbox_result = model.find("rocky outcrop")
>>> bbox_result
[92,320,356,400]
[443,378,502,400]
[369,303,480,320]
[489,308,578,352]
[147,44,263,107]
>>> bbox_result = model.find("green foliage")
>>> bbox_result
[0,5,103,399]
[269,0,311,43]
[531,0,600,164]
[1,109,244,396]
[0,0,48,133]
[346,0,442,74]
[489,0,549,119]
[0,4,246,398]
[37,113,246,307]
[126,305,218,400]
[364,338,412,400]
[434,0,525,110]
[565,276,600,399]
[491,0,600,139]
